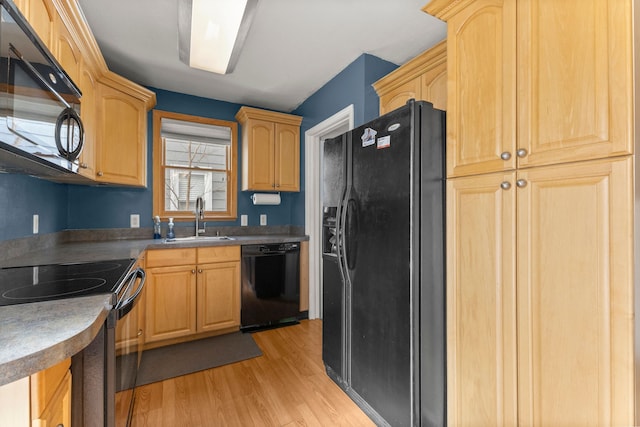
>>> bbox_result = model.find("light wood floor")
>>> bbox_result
[124,320,375,426]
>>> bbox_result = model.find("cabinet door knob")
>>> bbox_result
[516,148,528,158]
[500,181,511,190]
[191,269,196,274]
[198,269,203,274]
[276,183,280,188]
[137,329,143,336]
[500,151,511,160]
[80,162,88,169]
[516,179,528,188]
[97,171,103,177]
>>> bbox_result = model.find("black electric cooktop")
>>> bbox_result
[0,259,135,307]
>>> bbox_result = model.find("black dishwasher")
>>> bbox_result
[241,243,300,331]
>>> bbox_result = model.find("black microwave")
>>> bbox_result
[0,0,84,178]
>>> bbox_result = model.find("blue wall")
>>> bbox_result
[0,174,68,240]
[290,54,397,225]
[0,53,396,241]
[66,88,297,232]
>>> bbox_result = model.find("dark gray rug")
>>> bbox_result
[134,332,262,387]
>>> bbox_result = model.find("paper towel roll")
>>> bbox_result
[251,193,281,205]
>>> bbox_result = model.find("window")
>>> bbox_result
[153,110,237,221]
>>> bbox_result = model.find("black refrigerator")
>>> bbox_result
[321,100,445,426]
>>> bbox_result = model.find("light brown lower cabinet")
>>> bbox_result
[197,261,241,332]
[447,156,634,426]
[144,247,241,347]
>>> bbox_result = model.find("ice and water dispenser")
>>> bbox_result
[322,206,338,256]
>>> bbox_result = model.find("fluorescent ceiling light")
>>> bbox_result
[178,0,258,74]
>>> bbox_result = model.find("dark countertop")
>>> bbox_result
[0,294,113,386]
[0,234,307,268]
[0,233,308,386]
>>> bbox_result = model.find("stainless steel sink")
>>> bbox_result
[163,235,235,243]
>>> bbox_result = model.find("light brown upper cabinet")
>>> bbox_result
[426,0,633,178]
[94,74,152,187]
[76,63,98,179]
[373,39,447,114]
[52,12,80,83]
[235,107,303,192]
[12,0,27,15]
[19,0,157,186]
[21,0,55,48]
[52,12,98,180]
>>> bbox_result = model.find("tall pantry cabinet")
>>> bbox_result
[423,0,635,425]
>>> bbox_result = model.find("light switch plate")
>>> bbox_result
[241,214,248,226]
[260,214,267,226]
[33,214,39,234]
[130,214,140,228]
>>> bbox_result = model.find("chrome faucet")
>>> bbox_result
[195,196,205,236]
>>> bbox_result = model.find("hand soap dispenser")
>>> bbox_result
[166,217,175,239]
[153,215,161,239]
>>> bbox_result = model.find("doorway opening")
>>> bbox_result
[304,105,354,319]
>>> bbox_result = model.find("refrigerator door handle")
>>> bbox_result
[335,189,347,279]
[342,197,358,271]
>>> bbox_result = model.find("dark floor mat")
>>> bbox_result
[132,332,262,388]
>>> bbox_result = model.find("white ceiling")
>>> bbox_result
[76,0,446,113]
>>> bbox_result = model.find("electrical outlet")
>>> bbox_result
[32,214,39,234]
[241,214,248,226]
[260,214,267,226]
[130,214,140,228]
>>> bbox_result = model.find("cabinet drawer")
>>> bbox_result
[146,248,196,268]
[30,358,70,419]
[197,246,240,264]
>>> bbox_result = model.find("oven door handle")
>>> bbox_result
[115,268,145,320]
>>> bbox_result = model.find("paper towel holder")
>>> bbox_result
[250,192,281,205]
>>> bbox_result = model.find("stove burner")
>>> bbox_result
[0,258,135,306]
[2,277,108,300]
[39,262,124,276]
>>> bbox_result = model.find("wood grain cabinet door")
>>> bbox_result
[52,15,80,84]
[95,82,147,187]
[446,171,518,427]
[378,78,422,116]
[274,123,300,191]
[516,157,634,426]
[145,265,197,343]
[196,261,240,333]
[237,107,302,192]
[26,0,55,48]
[446,0,517,178]
[421,68,447,112]
[77,65,97,179]
[374,39,447,114]
[516,0,633,168]
[244,119,275,191]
